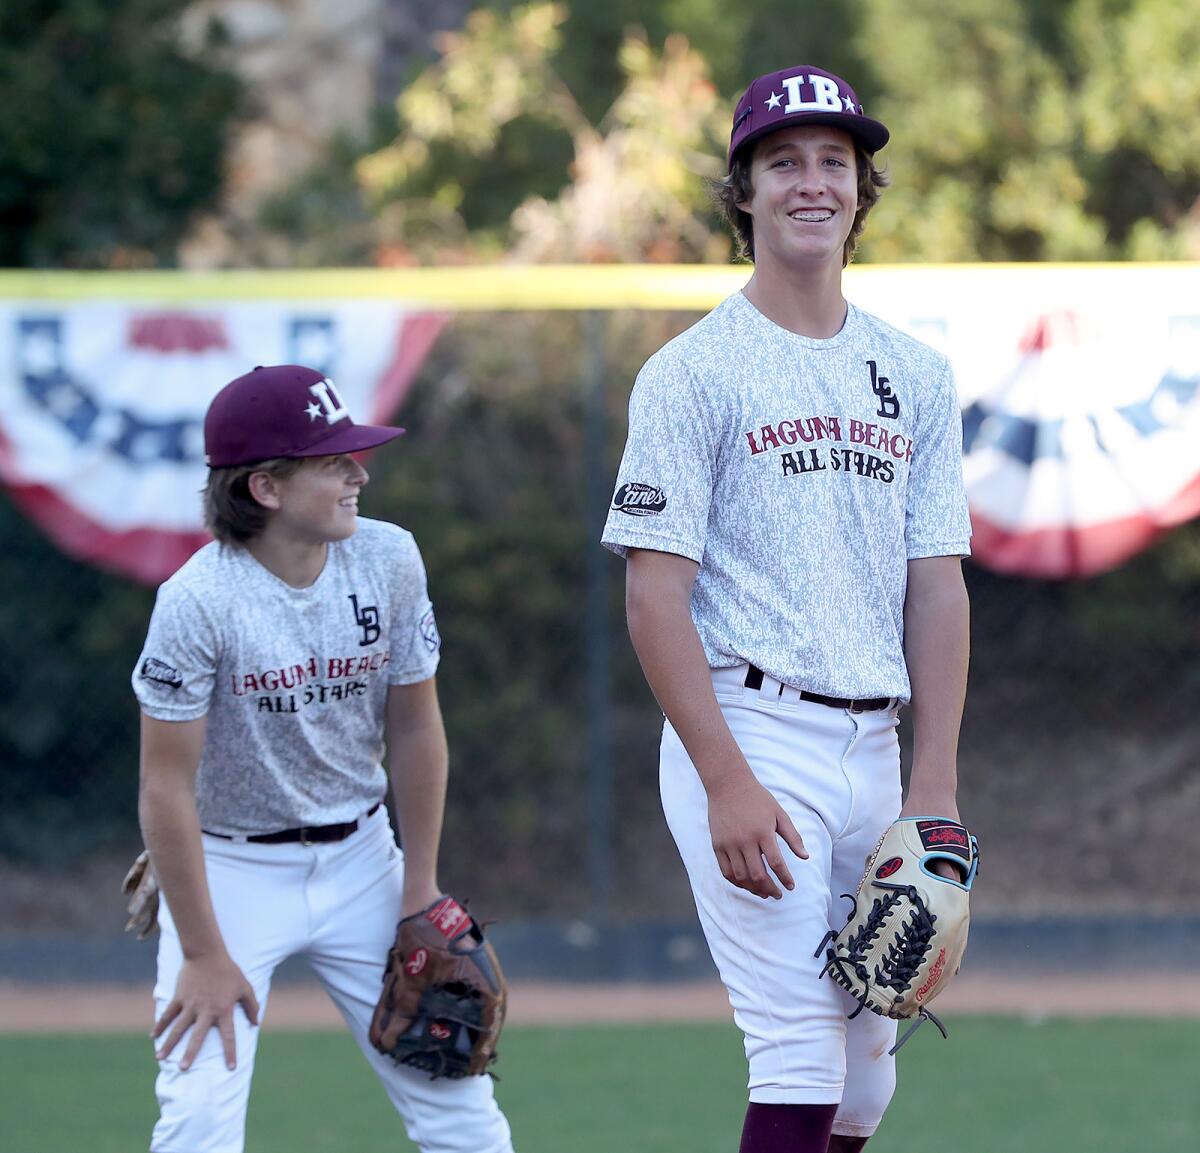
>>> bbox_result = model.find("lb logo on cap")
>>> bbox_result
[728,65,889,167]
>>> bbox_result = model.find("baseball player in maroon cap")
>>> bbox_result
[602,66,972,1152]
[132,366,513,1153]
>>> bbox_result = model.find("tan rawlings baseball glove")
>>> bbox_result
[816,817,979,1053]
[121,849,160,939]
[369,895,506,1079]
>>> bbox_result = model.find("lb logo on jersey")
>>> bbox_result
[875,856,904,880]
[140,657,183,689]
[866,360,900,420]
[404,948,429,976]
[349,594,381,646]
[612,481,667,516]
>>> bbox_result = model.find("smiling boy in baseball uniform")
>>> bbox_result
[132,365,513,1153]
[602,66,972,1152]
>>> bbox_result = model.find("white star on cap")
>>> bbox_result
[305,401,322,421]
[765,91,782,110]
[843,95,856,112]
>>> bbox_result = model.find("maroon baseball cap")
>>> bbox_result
[204,364,405,467]
[728,65,889,168]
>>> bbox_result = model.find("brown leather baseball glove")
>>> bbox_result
[369,895,506,1078]
[816,817,979,1053]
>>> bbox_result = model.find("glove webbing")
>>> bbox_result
[816,883,951,1052]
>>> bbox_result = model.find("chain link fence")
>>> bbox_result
[3,310,1198,949]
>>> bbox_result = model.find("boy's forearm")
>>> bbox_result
[625,551,753,796]
[138,773,226,959]
[903,558,970,812]
[387,701,449,905]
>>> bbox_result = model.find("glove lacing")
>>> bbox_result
[816,883,951,1053]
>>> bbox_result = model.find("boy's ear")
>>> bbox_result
[247,470,282,510]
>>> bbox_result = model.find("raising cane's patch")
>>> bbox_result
[612,481,667,516]
[140,657,183,689]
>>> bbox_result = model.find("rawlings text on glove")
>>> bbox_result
[816,817,978,1053]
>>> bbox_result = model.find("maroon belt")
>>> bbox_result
[204,802,381,845]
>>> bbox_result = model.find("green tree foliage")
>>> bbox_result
[258,0,866,266]
[1069,0,1200,258]
[356,3,729,263]
[854,0,1200,261]
[291,0,1196,266]
[0,0,242,268]
[0,493,155,859]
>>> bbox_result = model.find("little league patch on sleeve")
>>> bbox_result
[419,608,441,654]
[139,657,183,688]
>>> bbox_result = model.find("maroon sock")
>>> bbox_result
[738,1102,838,1153]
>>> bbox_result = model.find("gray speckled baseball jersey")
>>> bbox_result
[601,291,971,701]
[132,517,441,835]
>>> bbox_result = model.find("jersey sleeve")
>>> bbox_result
[600,352,717,562]
[131,583,218,721]
[387,534,442,685]
[905,357,973,559]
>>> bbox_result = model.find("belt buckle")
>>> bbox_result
[848,699,866,714]
[299,826,315,846]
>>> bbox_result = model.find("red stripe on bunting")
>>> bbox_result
[969,473,1200,579]
[370,312,450,422]
[3,478,211,584]
[0,310,451,585]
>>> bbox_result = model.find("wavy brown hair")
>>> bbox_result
[203,457,305,544]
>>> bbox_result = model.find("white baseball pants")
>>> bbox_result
[150,806,513,1153]
[660,664,903,1140]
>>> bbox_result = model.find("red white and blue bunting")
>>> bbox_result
[0,300,444,583]
[1,266,1197,583]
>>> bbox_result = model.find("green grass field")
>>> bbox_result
[4,1018,1196,1153]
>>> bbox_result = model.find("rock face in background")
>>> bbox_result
[176,0,471,266]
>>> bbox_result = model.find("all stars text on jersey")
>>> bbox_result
[257,679,370,712]
[780,447,896,483]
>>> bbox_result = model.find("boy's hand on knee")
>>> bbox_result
[153,952,260,1071]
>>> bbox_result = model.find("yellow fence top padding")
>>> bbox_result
[0,263,1195,310]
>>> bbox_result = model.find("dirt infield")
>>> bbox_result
[3,971,1197,1032]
